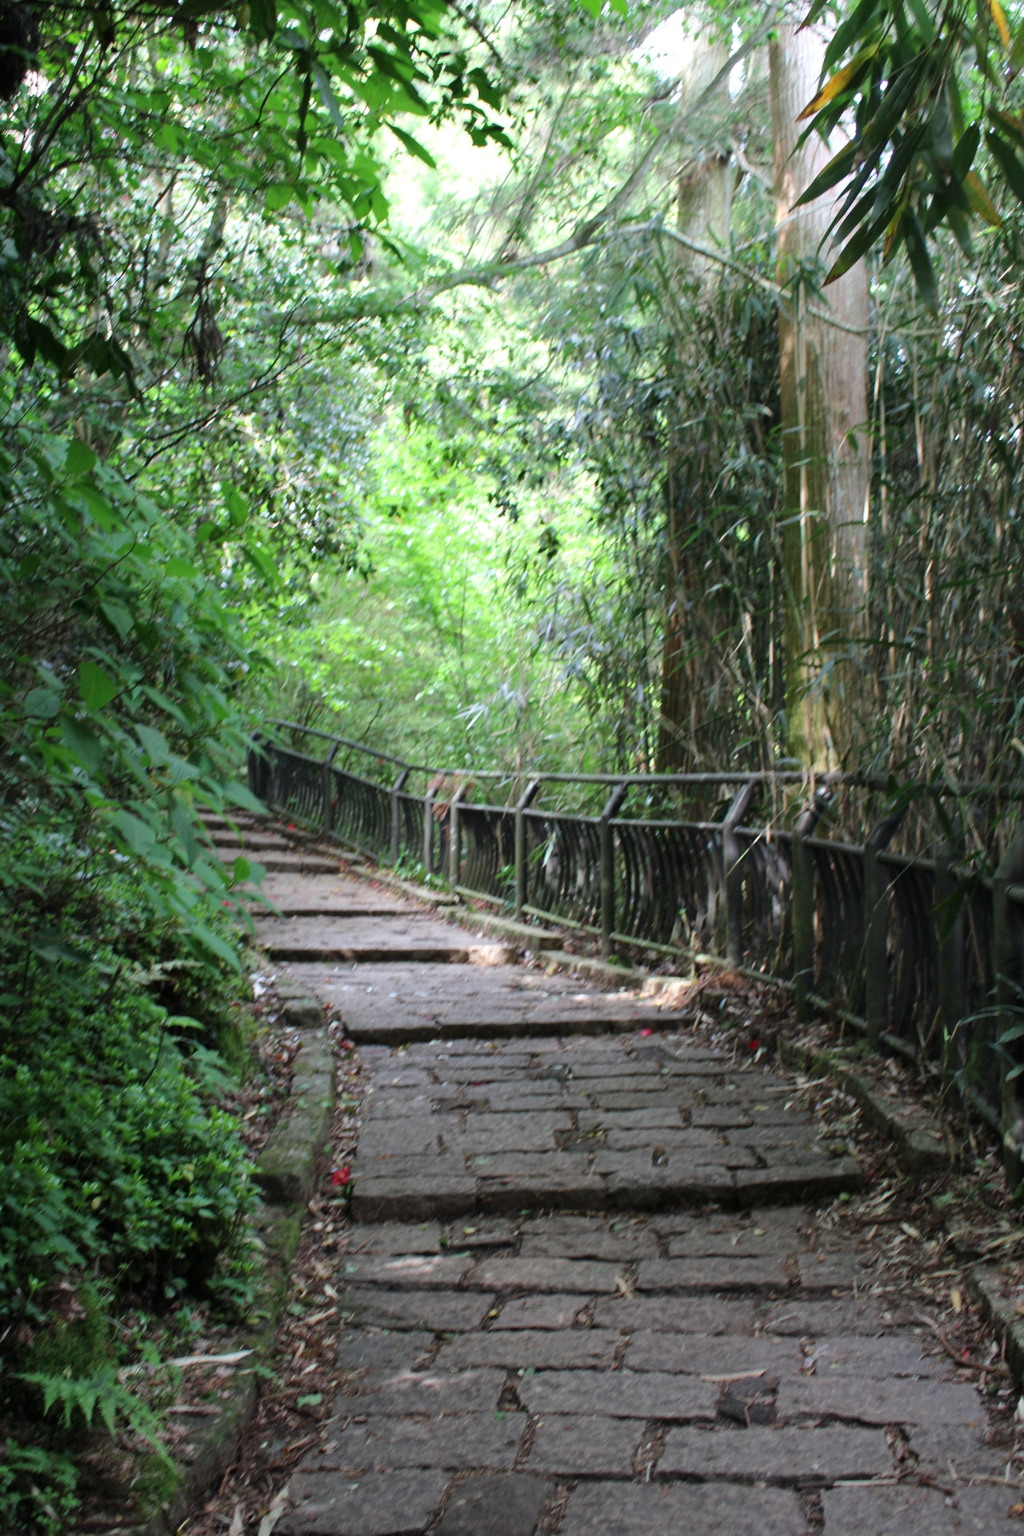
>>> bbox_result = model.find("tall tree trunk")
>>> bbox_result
[770,21,870,771]
[657,30,731,772]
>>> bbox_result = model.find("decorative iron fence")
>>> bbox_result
[248,722,1024,1183]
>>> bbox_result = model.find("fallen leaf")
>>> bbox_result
[258,1486,291,1536]
[950,1287,963,1314]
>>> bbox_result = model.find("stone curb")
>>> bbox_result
[450,909,564,952]
[774,1040,1024,1395]
[776,1038,951,1180]
[128,987,331,1534]
[967,1263,1024,1387]
[255,1030,336,1205]
[139,1205,303,1536]
[540,949,641,987]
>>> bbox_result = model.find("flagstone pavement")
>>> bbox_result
[225,822,1023,1534]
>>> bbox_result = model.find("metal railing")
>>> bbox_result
[248,722,1024,1184]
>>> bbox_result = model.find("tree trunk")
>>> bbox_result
[657,30,732,772]
[770,21,870,771]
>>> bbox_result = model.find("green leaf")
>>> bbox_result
[987,129,1024,204]
[311,59,348,133]
[249,0,276,41]
[387,123,437,167]
[902,213,938,310]
[24,687,61,719]
[60,715,104,774]
[189,923,242,969]
[111,809,157,855]
[65,440,97,476]
[223,779,266,813]
[136,724,171,765]
[80,659,120,710]
[243,541,281,587]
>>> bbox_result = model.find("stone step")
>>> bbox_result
[282,960,690,1045]
[254,916,511,966]
[343,1029,864,1223]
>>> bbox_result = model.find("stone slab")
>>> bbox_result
[339,1288,489,1332]
[522,1413,640,1475]
[558,1482,808,1536]
[517,1368,717,1420]
[434,1474,553,1536]
[314,1411,526,1472]
[658,1423,893,1482]
[820,1482,1024,1534]
[624,1331,803,1377]
[435,1329,620,1371]
[278,1468,446,1536]
[257,913,510,963]
[255,874,415,915]
[298,962,688,1042]
[777,1374,985,1426]
[344,1030,862,1219]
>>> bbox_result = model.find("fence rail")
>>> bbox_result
[248,722,1024,1184]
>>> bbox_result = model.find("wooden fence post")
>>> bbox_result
[390,768,410,866]
[863,809,905,1046]
[448,782,471,887]
[600,783,630,960]
[723,783,757,969]
[423,783,437,877]
[514,780,541,921]
[935,841,966,1096]
[791,791,829,1024]
[994,831,1024,1187]
[321,741,341,836]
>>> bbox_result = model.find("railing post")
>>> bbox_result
[600,783,630,960]
[722,782,757,969]
[390,768,410,866]
[423,782,437,877]
[321,741,341,837]
[863,809,906,1047]
[994,831,1024,1187]
[515,780,542,922]
[449,782,471,887]
[791,790,830,1024]
[935,841,965,1094]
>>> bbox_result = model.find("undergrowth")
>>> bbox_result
[0,820,261,1533]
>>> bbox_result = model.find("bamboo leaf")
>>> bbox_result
[795,138,859,205]
[822,0,884,73]
[989,0,1011,52]
[965,169,1002,225]
[987,129,1024,203]
[902,213,938,310]
[798,45,879,121]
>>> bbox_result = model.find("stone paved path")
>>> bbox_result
[217,819,1022,1534]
